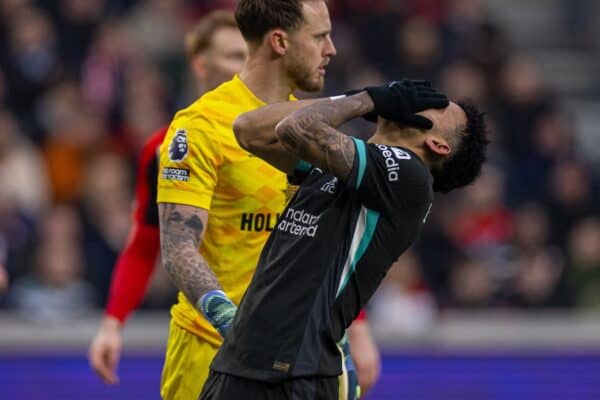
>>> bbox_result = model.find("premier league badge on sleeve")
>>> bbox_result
[169,128,189,162]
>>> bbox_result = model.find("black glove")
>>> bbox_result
[348,79,449,129]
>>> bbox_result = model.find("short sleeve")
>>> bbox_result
[346,138,432,215]
[157,113,223,210]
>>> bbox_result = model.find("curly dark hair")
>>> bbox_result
[431,100,489,193]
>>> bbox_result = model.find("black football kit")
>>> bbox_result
[201,138,434,399]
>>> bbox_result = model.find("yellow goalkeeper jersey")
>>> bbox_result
[157,75,290,346]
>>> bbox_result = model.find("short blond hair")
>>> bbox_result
[184,10,238,60]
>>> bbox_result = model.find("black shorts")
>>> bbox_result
[200,370,339,400]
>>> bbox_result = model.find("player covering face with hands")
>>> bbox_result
[198,79,488,399]
[200,78,449,335]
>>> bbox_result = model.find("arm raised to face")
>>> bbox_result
[234,92,374,180]
[274,92,374,181]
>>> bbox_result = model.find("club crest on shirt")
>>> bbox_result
[320,177,338,194]
[169,128,189,162]
[391,147,411,160]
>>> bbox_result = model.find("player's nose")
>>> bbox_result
[324,35,336,57]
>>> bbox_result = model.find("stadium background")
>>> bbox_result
[1,0,600,398]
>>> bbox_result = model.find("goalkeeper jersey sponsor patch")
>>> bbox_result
[162,167,190,181]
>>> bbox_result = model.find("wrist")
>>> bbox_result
[102,315,122,331]
[337,89,377,123]
[197,289,227,312]
[355,91,375,113]
[198,290,237,337]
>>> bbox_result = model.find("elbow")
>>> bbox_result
[274,117,295,149]
[233,115,252,151]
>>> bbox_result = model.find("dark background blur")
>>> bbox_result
[1,1,600,398]
[2,0,600,323]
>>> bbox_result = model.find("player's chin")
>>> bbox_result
[302,76,325,93]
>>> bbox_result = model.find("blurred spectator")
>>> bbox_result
[493,55,559,206]
[0,111,45,285]
[532,110,575,162]
[3,6,62,123]
[0,0,597,319]
[117,61,169,151]
[81,19,136,121]
[511,203,550,256]
[336,2,403,77]
[441,0,502,65]
[80,152,132,306]
[511,248,569,308]
[0,189,33,291]
[126,0,186,65]
[39,81,106,203]
[449,165,513,254]
[0,67,6,107]
[567,218,600,308]
[7,205,97,322]
[563,0,591,43]
[514,109,577,200]
[448,257,495,308]
[394,16,442,79]
[404,0,446,23]
[0,0,30,18]
[0,263,7,295]
[370,251,436,336]
[52,0,107,71]
[0,111,49,218]
[439,60,488,106]
[545,160,596,247]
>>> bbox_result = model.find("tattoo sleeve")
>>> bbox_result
[275,92,374,181]
[158,203,222,307]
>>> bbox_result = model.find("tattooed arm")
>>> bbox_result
[235,92,375,178]
[275,92,375,181]
[158,203,221,308]
[234,98,322,175]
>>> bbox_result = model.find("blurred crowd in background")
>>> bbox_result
[1,0,600,335]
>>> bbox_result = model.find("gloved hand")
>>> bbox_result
[347,79,449,128]
[339,334,361,400]
[199,290,237,338]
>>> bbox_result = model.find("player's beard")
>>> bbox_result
[288,61,324,93]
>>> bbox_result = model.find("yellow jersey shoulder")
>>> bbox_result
[184,76,265,127]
